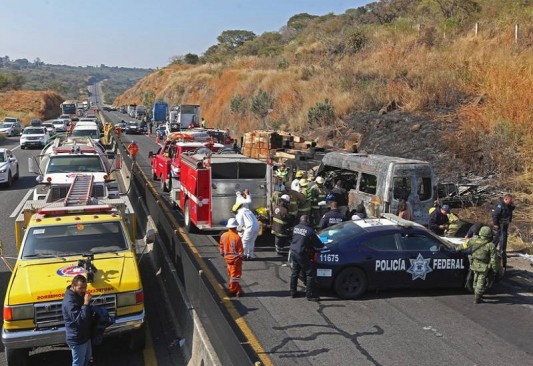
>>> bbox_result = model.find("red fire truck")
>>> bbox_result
[148,139,224,192]
[175,151,272,232]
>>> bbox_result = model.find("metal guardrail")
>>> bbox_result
[116,139,258,365]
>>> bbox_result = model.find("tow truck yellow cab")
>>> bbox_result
[2,201,146,366]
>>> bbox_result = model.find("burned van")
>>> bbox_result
[317,152,434,225]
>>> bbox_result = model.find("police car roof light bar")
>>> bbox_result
[381,213,415,228]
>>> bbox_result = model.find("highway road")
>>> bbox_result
[103,109,533,366]
[0,134,184,366]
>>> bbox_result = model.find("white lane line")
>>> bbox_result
[10,189,33,218]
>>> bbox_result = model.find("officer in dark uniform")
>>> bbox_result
[491,194,515,269]
[289,215,324,301]
[318,201,346,230]
[272,194,292,255]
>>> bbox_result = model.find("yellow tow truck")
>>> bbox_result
[1,175,149,365]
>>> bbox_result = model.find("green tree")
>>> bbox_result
[183,53,199,64]
[143,91,156,110]
[230,95,248,116]
[433,0,481,19]
[217,30,256,50]
[287,13,318,31]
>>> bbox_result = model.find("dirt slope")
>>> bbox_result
[0,90,63,124]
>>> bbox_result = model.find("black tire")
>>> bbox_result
[128,325,146,351]
[152,168,158,181]
[334,267,367,299]
[6,172,12,188]
[183,200,197,233]
[14,165,19,180]
[5,348,29,366]
[160,174,169,192]
[20,145,25,150]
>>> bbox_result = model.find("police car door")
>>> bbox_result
[398,233,457,288]
[361,232,402,288]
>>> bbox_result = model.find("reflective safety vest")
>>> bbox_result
[311,184,328,209]
[272,204,291,237]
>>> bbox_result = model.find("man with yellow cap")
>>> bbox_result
[310,176,329,229]
[291,170,304,192]
[298,178,312,222]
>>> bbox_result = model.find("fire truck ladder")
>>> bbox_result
[64,175,94,206]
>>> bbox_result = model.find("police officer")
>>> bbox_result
[318,201,345,230]
[459,226,499,303]
[289,215,324,301]
[429,204,450,236]
[491,194,515,269]
[272,194,291,255]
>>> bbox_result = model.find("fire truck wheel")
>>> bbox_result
[184,200,197,233]
[160,175,169,192]
[152,167,158,181]
[5,347,29,366]
[128,324,146,350]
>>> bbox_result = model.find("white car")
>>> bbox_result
[0,148,19,187]
[42,123,56,136]
[0,121,23,136]
[51,119,69,132]
[71,125,101,143]
[20,127,50,149]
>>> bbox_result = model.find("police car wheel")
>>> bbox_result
[334,267,367,299]
[5,347,29,366]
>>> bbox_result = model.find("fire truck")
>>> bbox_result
[2,177,149,365]
[149,137,224,192]
[173,151,272,232]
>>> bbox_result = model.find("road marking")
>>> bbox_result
[9,189,33,218]
[143,322,158,366]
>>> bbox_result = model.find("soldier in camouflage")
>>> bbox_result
[459,226,499,304]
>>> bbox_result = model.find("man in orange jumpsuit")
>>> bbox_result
[219,218,244,297]
[128,140,139,160]
[114,125,121,137]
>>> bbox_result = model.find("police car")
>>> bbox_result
[314,213,470,299]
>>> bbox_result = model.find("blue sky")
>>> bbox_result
[0,0,370,69]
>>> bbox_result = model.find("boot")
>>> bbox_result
[474,295,482,304]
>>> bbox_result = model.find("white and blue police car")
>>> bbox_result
[314,213,470,299]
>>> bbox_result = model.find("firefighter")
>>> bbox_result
[291,170,304,192]
[114,124,121,137]
[233,202,260,260]
[275,163,289,186]
[287,185,306,223]
[219,218,244,297]
[128,140,139,160]
[298,178,312,223]
[310,176,328,229]
[272,194,291,255]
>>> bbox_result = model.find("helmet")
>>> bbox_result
[315,176,325,184]
[479,226,493,239]
[280,194,290,202]
[295,171,304,178]
[131,140,136,144]
[441,204,450,213]
[299,178,308,187]
[226,218,239,228]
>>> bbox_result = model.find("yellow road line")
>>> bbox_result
[143,322,158,366]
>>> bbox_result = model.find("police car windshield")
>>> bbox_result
[21,222,128,259]
[317,220,366,244]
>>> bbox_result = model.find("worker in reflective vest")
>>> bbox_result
[128,140,139,160]
[272,195,292,255]
[219,218,244,297]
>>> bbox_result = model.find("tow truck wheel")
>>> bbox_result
[6,348,29,366]
[334,267,367,299]
[184,200,197,233]
[128,324,146,351]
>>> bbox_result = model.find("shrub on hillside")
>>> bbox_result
[230,95,248,116]
[308,99,336,125]
[251,90,273,119]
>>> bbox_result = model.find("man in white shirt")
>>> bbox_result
[233,202,260,260]
[235,188,252,209]
[291,171,304,192]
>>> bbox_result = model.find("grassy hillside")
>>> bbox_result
[0,90,63,123]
